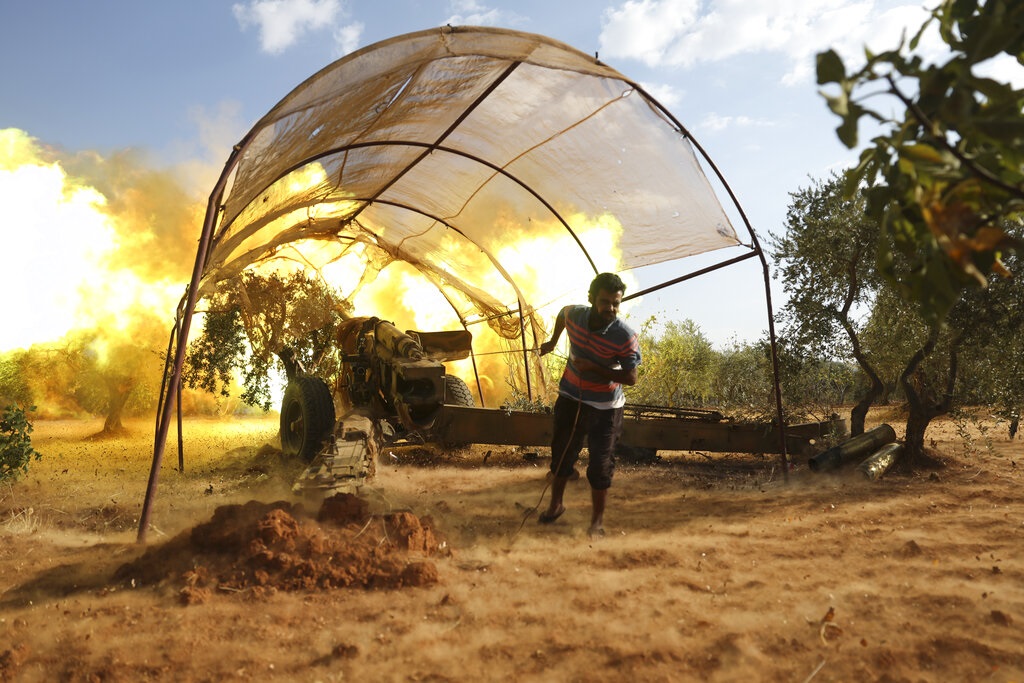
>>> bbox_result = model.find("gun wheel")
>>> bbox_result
[280,375,336,461]
[443,375,475,407]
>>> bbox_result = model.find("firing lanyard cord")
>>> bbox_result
[511,352,585,539]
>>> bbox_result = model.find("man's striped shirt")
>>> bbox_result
[557,305,641,410]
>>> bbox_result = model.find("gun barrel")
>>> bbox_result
[374,319,423,360]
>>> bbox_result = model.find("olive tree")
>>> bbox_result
[771,174,886,434]
[71,333,162,434]
[632,317,719,407]
[815,0,1024,464]
[0,350,33,409]
[185,270,350,411]
[950,249,1024,438]
[711,338,779,421]
[817,0,1023,326]
[778,185,1024,464]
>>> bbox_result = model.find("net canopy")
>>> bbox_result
[142,26,777,540]
[196,25,744,342]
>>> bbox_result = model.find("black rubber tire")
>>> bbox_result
[280,375,336,461]
[443,375,475,407]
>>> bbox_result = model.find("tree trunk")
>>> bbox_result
[849,380,882,436]
[278,347,302,380]
[103,376,134,434]
[849,401,868,436]
[842,315,884,436]
[897,327,954,471]
[902,402,932,468]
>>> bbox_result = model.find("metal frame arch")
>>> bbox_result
[208,140,601,281]
[139,27,791,543]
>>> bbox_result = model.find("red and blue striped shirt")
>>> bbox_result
[557,305,641,410]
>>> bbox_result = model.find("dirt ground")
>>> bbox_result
[0,409,1021,682]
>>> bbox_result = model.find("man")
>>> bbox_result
[538,272,641,538]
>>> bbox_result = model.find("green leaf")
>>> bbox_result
[0,403,40,482]
[836,101,866,148]
[816,50,847,85]
[822,91,848,117]
[902,143,946,164]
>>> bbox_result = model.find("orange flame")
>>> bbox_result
[329,213,637,405]
[1,127,637,412]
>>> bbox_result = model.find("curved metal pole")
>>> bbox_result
[213,141,600,278]
[364,141,599,273]
[628,82,790,479]
[622,251,759,302]
[347,62,521,223]
[212,198,549,364]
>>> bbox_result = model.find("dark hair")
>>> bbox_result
[588,272,626,301]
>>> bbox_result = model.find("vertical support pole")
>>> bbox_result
[518,304,532,400]
[177,375,184,473]
[155,316,179,446]
[138,145,241,542]
[469,348,485,407]
[757,248,790,482]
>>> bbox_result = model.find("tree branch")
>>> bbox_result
[885,74,1024,200]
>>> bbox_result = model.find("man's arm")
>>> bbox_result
[572,358,637,386]
[539,308,566,356]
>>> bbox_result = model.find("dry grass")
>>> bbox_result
[0,409,1020,682]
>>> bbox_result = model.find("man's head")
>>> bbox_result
[588,272,626,302]
[588,272,626,326]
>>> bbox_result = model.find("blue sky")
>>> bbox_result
[2,0,1018,348]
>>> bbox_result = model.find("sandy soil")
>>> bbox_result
[0,410,1021,682]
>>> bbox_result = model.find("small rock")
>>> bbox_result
[898,540,923,557]
[990,610,1013,626]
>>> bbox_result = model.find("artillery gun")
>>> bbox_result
[278,316,845,492]
[279,316,477,490]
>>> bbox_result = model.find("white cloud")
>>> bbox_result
[445,0,526,27]
[599,0,701,68]
[233,0,342,54]
[599,0,938,86]
[699,112,775,133]
[333,21,364,56]
[638,81,684,109]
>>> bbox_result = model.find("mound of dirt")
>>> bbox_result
[115,494,446,604]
